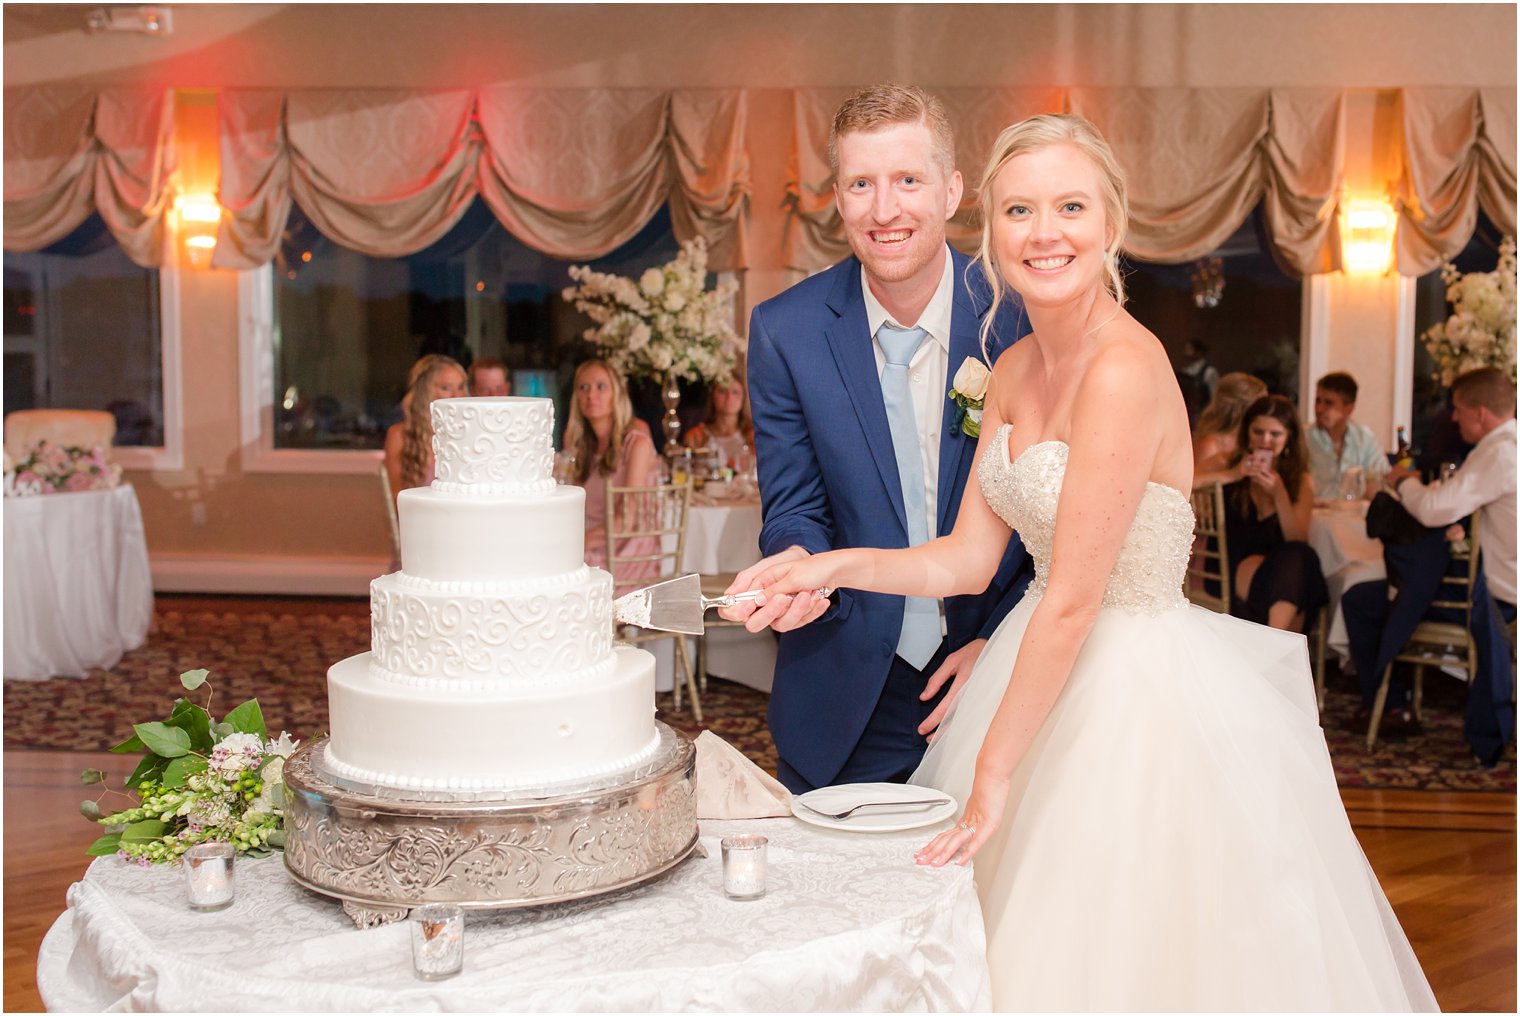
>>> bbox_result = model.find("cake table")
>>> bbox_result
[38,817,989,1011]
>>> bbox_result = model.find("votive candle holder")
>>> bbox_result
[410,904,465,980]
[720,834,768,900]
[183,842,236,911]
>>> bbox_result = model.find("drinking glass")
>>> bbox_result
[1339,466,1365,501]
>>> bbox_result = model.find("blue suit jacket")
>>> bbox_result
[747,248,1034,787]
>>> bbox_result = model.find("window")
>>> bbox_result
[3,213,180,466]
[1124,208,1305,423]
[248,201,687,467]
[1408,210,1506,461]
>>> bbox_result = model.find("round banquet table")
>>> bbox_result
[1308,501,1386,656]
[38,818,990,1012]
[3,484,153,680]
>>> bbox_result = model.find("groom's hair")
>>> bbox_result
[828,84,955,177]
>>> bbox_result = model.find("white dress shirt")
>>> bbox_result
[1397,418,1517,605]
[862,249,953,541]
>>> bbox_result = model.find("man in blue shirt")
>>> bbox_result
[1307,372,1389,500]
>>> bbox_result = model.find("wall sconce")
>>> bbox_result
[1341,199,1394,274]
[174,194,221,268]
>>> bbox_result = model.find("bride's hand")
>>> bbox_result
[915,769,1009,867]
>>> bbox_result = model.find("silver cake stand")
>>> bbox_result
[282,723,699,927]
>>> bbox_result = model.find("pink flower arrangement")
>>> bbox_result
[6,441,122,496]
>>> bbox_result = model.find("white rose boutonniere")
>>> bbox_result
[948,357,992,438]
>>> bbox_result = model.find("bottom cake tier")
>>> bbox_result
[325,643,658,791]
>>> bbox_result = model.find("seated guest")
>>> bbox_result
[1190,372,1268,488]
[384,354,465,499]
[563,359,660,587]
[467,356,511,397]
[1202,394,1328,633]
[682,367,754,469]
[1343,368,1518,731]
[1307,371,1389,499]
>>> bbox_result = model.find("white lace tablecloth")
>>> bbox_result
[38,818,989,1012]
[1309,502,1386,655]
[4,484,153,679]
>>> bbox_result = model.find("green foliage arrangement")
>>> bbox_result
[80,669,298,865]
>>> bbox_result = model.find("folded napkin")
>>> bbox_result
[694,730,792,819]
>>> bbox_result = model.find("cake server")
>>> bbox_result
[611,573,833,635]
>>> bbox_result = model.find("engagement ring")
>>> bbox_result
[959,821,976,836]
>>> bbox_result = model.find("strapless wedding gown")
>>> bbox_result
[911,427,1438,1011]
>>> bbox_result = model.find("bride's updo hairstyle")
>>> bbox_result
[974,114,1130,349]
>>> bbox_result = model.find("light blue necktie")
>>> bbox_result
[877,322,941,669]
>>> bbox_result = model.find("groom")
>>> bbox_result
[728,84,1032,793]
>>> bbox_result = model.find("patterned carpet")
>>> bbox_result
[3,597,1513,793]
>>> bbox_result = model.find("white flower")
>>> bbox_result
[639,268,665,298]
[264,732,298,759]
[210,732,264,776]
[951,357,992,401]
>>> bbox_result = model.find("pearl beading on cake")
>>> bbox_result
[366,654,617,693]
[430,397,555,494]
[321,727,664,792]
[370,570,614,683]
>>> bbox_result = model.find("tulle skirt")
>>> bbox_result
[911,596,1438,1012]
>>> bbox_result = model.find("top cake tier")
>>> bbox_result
[430,397,555,494]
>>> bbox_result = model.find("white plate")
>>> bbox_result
[791,782,957,833]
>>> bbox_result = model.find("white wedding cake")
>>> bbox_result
[325,396,659,791]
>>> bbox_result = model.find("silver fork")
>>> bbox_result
[801,798,944,820]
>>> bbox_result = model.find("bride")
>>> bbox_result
[739,114,1437,1010]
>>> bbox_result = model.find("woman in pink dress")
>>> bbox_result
[563,359,661,592]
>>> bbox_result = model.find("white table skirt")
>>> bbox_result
[1308,502,1386,656]
[38,818,989,1012]
[648,498,776,695]
[4,484,153,680]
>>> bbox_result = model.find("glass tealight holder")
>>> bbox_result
[720,834,768,901]
[410,904,465,980]
[183,842,236,911]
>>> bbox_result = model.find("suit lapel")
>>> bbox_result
[823,262,909,537]
[937,250,988,536]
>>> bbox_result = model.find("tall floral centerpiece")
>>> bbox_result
[1420,236,1516,387]
[563,238,740,453]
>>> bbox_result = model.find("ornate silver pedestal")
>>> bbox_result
[282,723,698,927]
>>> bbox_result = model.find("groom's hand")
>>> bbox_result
[720,546,830,633]
[918,638,986,741]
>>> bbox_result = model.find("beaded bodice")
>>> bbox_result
[979,424,1193,614]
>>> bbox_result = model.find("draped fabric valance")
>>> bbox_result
[214,87,751,271]
[2,87,175,268]
[1394,87,1518,275]
[785,86,1345,276]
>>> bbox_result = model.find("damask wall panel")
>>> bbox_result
[2,86,174,267]
[214,87,751,272]
[215,89,480,269]
[1395,87,1519,275]
[475,88,673,262]
[667,90,751,271]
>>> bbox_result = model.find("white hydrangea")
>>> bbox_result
[209,732,264,777]
[1422,236,1516,386]
[561,238,740,385]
